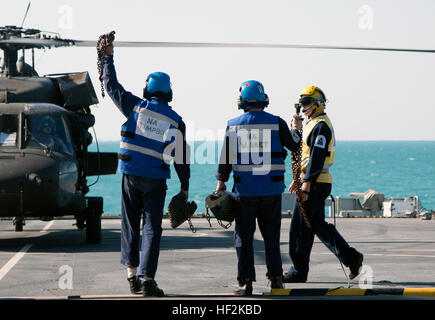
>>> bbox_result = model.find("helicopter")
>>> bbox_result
[0,25,119,243]
[1,9,433,245]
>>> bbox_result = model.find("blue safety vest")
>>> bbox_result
[227,111,285,197]
[118,99,181,179]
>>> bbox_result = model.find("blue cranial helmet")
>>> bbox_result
[237,80,269,109]
[143,72,173,102]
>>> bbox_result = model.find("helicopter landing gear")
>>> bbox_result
[13,217,25,232]
[85,197,103,244]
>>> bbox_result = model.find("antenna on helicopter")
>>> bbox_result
[20,1,31,28]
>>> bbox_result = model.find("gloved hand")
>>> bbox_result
[98,41,113,56]
[288,180,297,193]
[98,31,115,56]
[288,180,310,202]
[292,115,303,130]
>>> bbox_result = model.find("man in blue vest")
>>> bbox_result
[101,42,190,297]
[215,80,302,295]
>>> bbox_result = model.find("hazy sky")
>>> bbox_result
[2,0,435,141]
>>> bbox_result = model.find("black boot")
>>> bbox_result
[269,276,284,289]
[283,268,307,283]
[349,253,364,280]
[127,276,142,294]
[143,279,165,297]
[234,279,253,296]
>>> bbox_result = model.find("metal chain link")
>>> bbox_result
[291,116,312,229]
[204,206,212,228]
[205,199,234,229]
[187,215,197,233]
[96,35,106,97]
[187,219,196,233]
[96,31,115,98]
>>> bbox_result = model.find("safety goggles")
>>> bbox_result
[299,96,317,106]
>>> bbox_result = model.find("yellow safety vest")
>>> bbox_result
[301,114,335,184]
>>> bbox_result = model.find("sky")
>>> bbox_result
[2,0,435,141]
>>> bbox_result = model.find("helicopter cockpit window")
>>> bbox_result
[26,114,74,156]
[0,115,18,147]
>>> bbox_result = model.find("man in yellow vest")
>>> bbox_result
[284,86,363,283]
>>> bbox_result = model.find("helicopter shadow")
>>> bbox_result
[0,226,275,265]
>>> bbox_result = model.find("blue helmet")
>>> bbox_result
[237,80,269,109]
[143,72,173,102]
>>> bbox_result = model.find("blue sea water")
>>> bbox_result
[88,141,435,215]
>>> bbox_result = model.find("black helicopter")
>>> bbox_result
[0,25,118,243]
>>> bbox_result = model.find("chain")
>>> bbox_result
[204,206,212,228]
[217,219,232,229]
[204,201,233,229]
[96,31,115,98]
[291,114,312,229]
[187,215,197,233]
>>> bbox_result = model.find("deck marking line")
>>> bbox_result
[41,221,55,232]
[266,287,435,297]
[0,244,33,281]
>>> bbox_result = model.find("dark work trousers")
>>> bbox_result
[120,174,167,279]
[234,194,283,283]
[289,182,360,278]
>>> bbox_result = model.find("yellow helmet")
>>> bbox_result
[299,86,327,114]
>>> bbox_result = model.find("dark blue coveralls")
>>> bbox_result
[216,113,301,284]
[103,55,190,279]
[288,118,362,280]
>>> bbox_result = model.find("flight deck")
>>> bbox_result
[0,216,434,300]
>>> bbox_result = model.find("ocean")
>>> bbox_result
[87,141,435,215]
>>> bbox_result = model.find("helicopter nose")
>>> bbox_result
[0,152,59,215]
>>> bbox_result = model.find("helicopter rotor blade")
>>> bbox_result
[0,37,74,49]
[73,40,435,53]
[20,1,32,28]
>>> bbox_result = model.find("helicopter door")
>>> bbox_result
[0,114,18,147]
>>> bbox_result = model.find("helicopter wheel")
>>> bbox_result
[13,217,24,232]
[85,197,103,244]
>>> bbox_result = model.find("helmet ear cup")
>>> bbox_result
[311,99,326,115]
[167,89,173,102]
[263,94,269,107]
[237,95,243,109]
